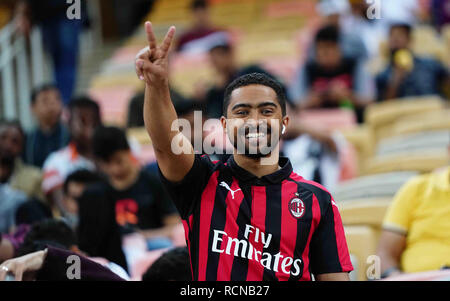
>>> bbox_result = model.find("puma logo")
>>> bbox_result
[220,182,241,199]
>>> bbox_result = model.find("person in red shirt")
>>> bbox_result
[176,0,223,53]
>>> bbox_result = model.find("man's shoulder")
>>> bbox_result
[42,146,71,168]
[288,173,334,205]
[404,169,443,193]
[14,159,42,177]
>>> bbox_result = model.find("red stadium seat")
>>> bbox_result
[89,86,137,126]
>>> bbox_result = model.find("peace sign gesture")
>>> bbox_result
[135,22,176,86]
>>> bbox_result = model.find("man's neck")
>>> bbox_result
[233,152,280,178]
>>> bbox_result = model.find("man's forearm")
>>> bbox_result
[143,83,180,153]
[137,23,194,181]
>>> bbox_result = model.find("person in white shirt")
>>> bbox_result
[42,97,102,216]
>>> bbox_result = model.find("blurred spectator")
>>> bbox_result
[377,166,450,277]
[141,247,191,281]
[174,100,207,147]
[176,0,225,54]
[127,92,146,128]
[42,97,101,216]
[0,233,15,262]
[313,0,369,62]
[15,199,53,228]
[145,100,230,176]
[91,126,179,241]
[76,126,179,270]
[14,1,89,104]
[17,219,129,280]
[112,0,156,38]
[0,184,27,234]
[203,42,289,119]
[339,0,386,59]
[0,225,30,263]
[282,116,345,192]
[24,84,70,168]
[430,0,450,32]
[60,170,102,230]
[379,0,421,27]
[0,120,44,201]
[289,25,375,123]
[126,90,190,128]
[17,219,78,257]
[376,23,450,101]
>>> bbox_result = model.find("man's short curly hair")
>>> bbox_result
[223,72,287,117]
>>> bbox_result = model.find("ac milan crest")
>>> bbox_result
[289,193,305,219]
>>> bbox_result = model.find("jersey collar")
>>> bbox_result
[227,155,293,185]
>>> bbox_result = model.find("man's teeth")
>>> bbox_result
[246,133,266,138]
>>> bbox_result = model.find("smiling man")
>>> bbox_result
[134,22,353,281]
[0,22,353,282]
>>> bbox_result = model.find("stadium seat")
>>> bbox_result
[339,125,376,172]
[362,150,449,175]
[364,96,445,141]
[376,130,450,157]
[89,86,137,126]
[338,198,391,228]
[334,172,418,202]
[139,144,157,165]
[296,109,357,131]
[382,269,450,281]
[384,110,450,138]
[127,127,152,146]
[412,25,447,62]
[344,225,379,281]
[90,73,144,90]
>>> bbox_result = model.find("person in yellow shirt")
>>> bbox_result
[377,166,450,278]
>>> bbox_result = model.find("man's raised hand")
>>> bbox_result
[135,22,176,86]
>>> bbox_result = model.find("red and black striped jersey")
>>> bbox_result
[160,154,353,281]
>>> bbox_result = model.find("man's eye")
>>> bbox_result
[236,111,248,116]
[262,109,274,115]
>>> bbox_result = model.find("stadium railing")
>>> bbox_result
[0,21,45,129]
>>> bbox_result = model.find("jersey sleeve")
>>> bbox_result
[309,196,354,275]
[158,154,216,220]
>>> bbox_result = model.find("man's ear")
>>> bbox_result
[282,116,290,133]
[220,116,227,132]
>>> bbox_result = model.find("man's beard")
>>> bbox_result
[231,122,280,160]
